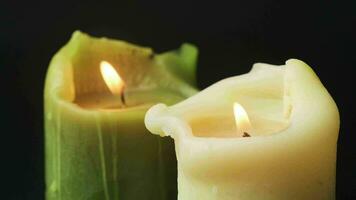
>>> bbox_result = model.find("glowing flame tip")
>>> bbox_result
[100,61,124,95]
[233,102,252,136]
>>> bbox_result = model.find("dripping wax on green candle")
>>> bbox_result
[44,31,198,200]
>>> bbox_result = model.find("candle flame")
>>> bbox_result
[233,102,253,136]
[100,61,124,95]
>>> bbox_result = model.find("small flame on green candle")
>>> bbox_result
[100,60,125,96]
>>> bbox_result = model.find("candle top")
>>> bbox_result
[145,59,339,140]
[45,31,199,113]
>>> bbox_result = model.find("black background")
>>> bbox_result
[1,0,355,199]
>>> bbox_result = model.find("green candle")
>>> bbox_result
[44,31,198,200]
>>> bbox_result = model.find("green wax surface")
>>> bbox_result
[74,88,185,110]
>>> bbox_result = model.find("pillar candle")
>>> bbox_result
[44,31,198,200]
[145,59,340,200]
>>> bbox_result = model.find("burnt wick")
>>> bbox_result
[121,87,126,106]
[121,94,126,105]
[243,132,250,137]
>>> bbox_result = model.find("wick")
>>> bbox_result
[121,87,126,106]
[243,132,250,137]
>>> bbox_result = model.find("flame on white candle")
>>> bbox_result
[233,102,253,137]
[100,61,125,95]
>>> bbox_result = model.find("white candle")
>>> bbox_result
[145,59,340,200]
